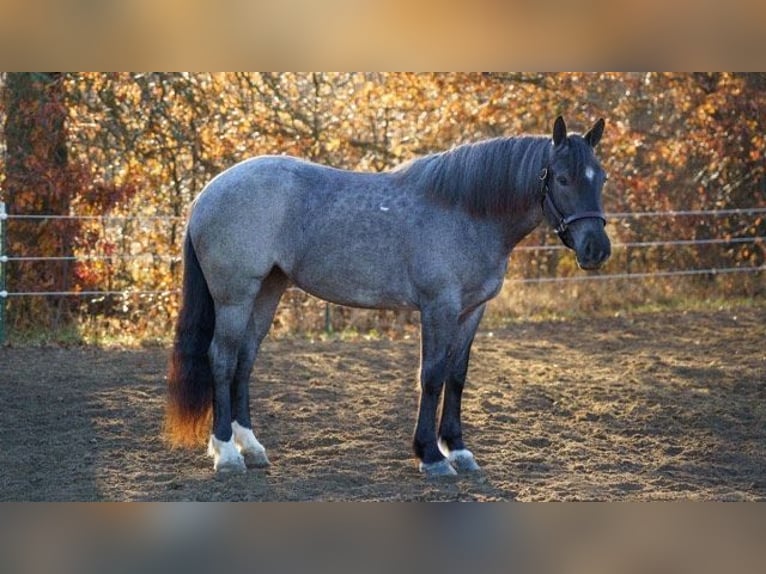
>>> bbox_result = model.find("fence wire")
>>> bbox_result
[2,265,764,297]
[1,208,764,299]
[4,206,766,221]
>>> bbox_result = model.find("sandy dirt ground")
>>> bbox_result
[1,307,764,501]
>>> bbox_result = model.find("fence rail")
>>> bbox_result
[1,206,764,342]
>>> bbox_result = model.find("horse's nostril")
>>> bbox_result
[578,237,611,269]
[591,237,611,260]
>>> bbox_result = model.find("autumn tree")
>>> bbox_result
[1,72,763,339]
[2,72,85,329]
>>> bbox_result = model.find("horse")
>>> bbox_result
[165,115,611,477]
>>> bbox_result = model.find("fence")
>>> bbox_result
[0,203,6,343]
[0,203,764,343]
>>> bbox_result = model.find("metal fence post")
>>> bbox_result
[0,202,7,345]
[324,302,332,335]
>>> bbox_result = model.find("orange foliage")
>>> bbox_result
[1,73,764,339]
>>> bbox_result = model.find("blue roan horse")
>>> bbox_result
[166,116,611,476]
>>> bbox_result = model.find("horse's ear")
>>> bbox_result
[552,115,567,147]
[584,118,605,148]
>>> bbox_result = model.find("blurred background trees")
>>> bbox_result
[1,73,763,341]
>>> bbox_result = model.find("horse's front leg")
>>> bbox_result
[437,305,485,473]
[414,304,459,477]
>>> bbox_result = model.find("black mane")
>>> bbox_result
[396,136,551,217]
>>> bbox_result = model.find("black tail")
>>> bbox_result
[165,232,215,447]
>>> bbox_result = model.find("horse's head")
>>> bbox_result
[542,116,611,270]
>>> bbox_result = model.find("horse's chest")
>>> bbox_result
[460,261,506,308]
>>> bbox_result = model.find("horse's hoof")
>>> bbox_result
[419,459,458,478]
[215,457,247,473]
[209,435,247,473]
[449,449,481,473]
[231,422,269,468]
[243,450,270,469]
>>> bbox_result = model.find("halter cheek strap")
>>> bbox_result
[539,168,606,238]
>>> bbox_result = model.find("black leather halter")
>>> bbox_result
[539,168,606,246]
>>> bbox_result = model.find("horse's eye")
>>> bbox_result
[557,176,569,186]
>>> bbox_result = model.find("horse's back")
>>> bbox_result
[192,155,313,216]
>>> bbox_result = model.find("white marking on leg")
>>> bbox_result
[438,439,450,458]
[232,421,270,467]
[584,166,595,182]
[208,434,245,472]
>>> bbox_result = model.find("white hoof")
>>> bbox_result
[232,421,270,468]
[208,435,246,473]
[419,459,458,477]
[448,449,481,473]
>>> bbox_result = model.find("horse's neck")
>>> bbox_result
[499,192,545,253]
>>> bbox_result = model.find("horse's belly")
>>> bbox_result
[295,277,417,311]
[283,217,419,309]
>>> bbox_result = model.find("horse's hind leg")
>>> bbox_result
[207,299,256,472]
[230,269,288,468]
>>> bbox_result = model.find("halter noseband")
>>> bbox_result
[539,168,606,241]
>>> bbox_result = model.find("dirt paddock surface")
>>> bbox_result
[1,307,764,501]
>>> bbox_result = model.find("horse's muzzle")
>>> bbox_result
[575,231,611,270]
